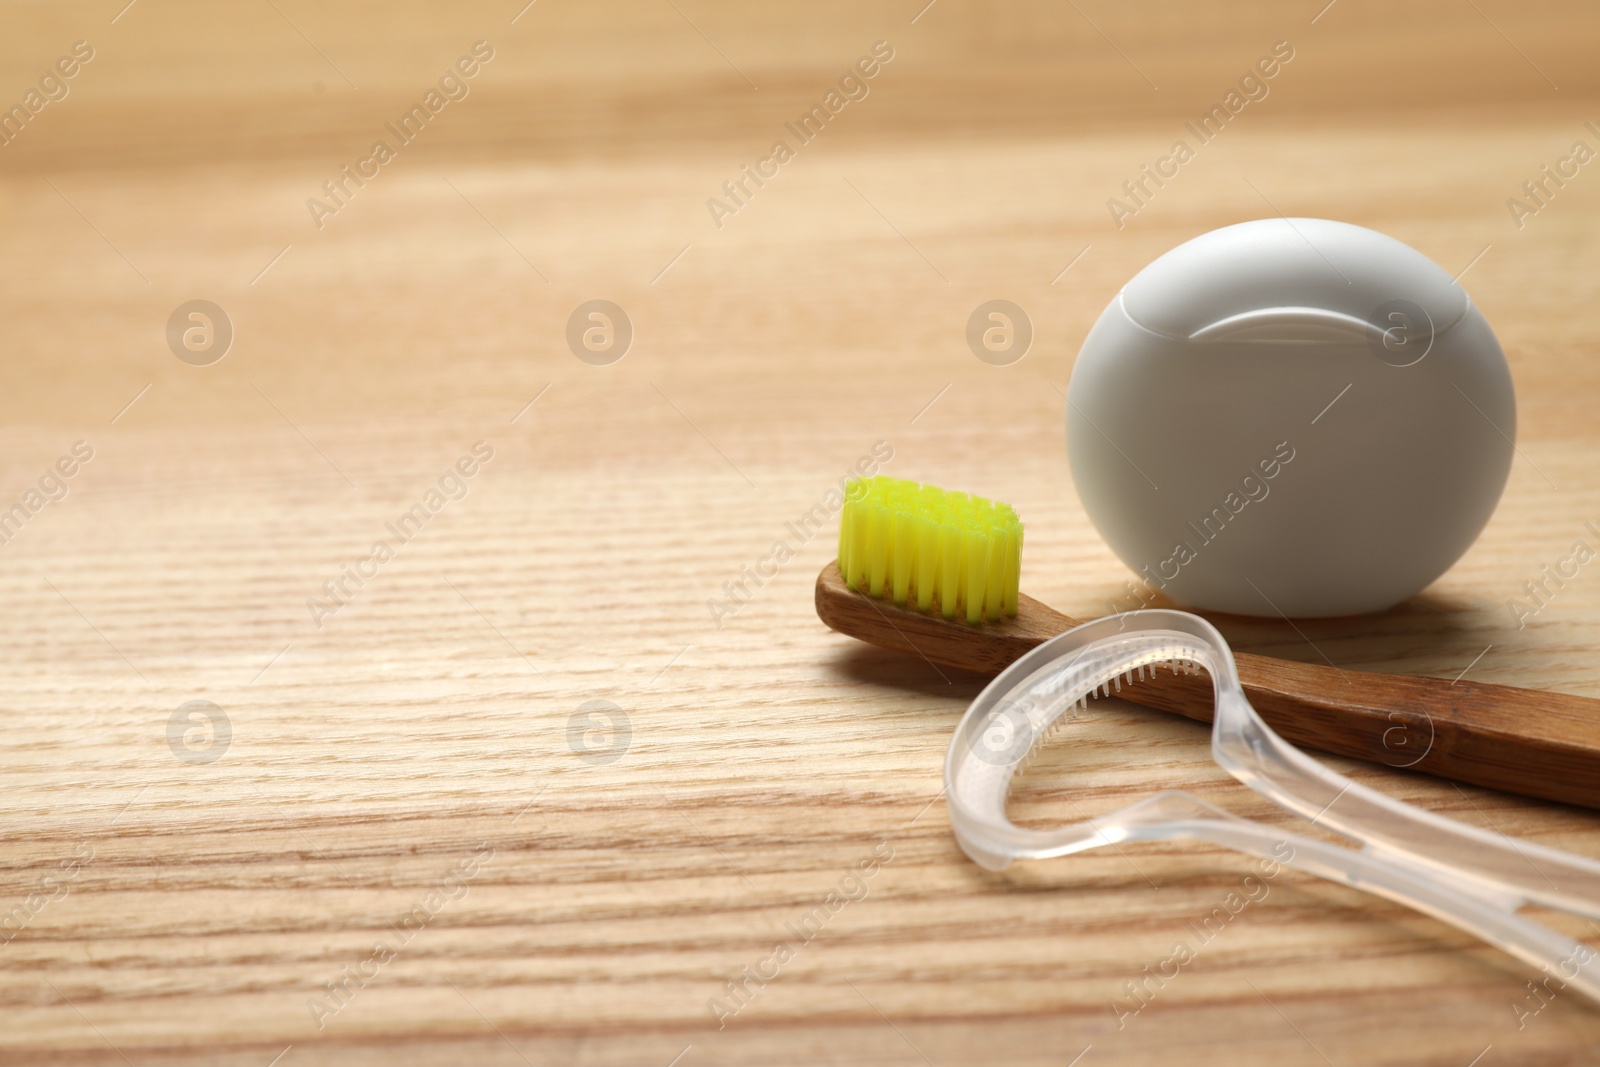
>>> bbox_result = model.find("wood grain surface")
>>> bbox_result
[3,1,1600,1063]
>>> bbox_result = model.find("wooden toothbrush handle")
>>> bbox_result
[1135,653,1600,810]
[814,561,1600,809]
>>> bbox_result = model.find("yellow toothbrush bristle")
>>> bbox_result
[838,476,1023,623]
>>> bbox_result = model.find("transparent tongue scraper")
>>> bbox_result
[945,609,1600,999]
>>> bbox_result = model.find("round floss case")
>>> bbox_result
[1066,218,1515,617]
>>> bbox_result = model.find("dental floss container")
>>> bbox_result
[1066,218,1515,618]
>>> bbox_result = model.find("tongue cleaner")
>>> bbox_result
[946,608,1600,1000]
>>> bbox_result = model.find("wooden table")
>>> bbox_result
[4,0,1600,1062]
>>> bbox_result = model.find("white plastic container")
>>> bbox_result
[1067,218,1515,617]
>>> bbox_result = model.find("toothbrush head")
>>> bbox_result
[838,476,1022,624]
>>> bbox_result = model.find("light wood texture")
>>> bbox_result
[4,0,1600,1063]
[817,560,1600,808]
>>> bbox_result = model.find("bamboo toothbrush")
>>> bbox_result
[816,476,1600,810]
